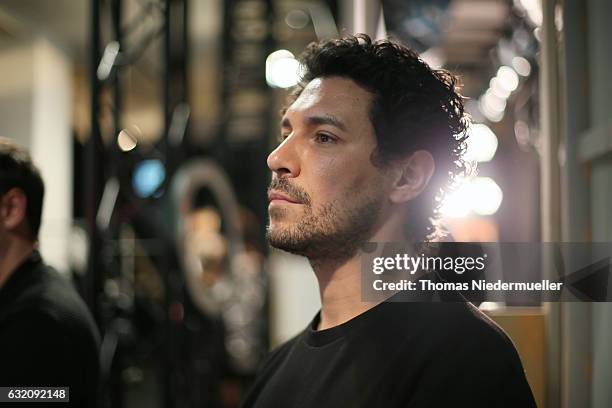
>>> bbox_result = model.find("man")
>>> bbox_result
[243,35,536,407]
[0,138,100,407]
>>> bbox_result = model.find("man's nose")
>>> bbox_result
[267,136,300,178]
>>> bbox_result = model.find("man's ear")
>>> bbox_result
[389,150,435,204]
[0,188,28,231]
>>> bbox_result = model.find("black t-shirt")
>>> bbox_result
[243,293,536,408]
[0,251,100,407]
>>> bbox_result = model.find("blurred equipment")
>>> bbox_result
[172,160,266,374]
[87,0,268,407]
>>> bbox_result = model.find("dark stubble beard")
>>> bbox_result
[266,178,383,263]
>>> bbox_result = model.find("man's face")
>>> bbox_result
[266,76,390,261]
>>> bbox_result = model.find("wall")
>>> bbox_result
[0,37,72,273]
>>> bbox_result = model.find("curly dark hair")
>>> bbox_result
[290,34,470,242]
[0,138,45,240]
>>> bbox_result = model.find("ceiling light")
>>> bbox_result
[496,66,520,92]
[441,177,504,217]
[266,50,302,88]
[464,124,499,163]
[511,56,532,77]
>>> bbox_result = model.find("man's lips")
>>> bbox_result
[268,191,300,204]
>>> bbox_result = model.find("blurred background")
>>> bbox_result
[0,0,609,407]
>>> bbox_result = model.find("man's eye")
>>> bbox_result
[315,133,335,144]
[278,133,290,142]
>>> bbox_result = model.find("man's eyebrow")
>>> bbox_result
[280,113,347,132]
[305,115,347,132]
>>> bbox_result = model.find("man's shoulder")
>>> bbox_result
[242,330,304,406]
[256,331,303,374]
[389,300,519,358]
[2,261,99,343]
[387,301,536,406]
[426,301,509,334]
[442,302,516,349]
[0,261,101,404]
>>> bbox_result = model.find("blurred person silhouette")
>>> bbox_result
[243,35,536,407]
[0,138,100,407]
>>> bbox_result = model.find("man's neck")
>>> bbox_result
[309,210,410,331]
[311,254,380,330]
[0,240,35,290]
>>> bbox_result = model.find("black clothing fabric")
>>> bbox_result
[0,251,100,407]
[243,293,536,408]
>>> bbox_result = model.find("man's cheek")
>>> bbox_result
[308,152,340,176]
[347,172,380,198]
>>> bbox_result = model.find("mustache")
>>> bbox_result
[268,178,311,206]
